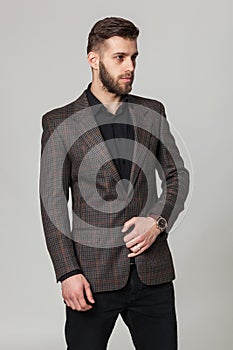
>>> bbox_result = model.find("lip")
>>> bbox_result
[120,77,132,82]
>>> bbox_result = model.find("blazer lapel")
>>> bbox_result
[72,92,126,195]
[127,99,152,197]
[71,92,153,199]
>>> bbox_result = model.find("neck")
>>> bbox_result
[90,80,122,115]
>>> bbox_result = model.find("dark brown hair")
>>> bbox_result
[87,17,139,54]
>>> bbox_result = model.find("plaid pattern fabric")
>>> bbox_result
[39,91,189,292]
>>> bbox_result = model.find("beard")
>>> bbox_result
[99,61,134,96]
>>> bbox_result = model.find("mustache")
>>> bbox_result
[119,74,134,79]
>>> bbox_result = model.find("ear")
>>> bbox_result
[87,51,99,70]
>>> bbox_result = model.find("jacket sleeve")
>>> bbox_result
[39,113,81,282]
[147,103,190,232]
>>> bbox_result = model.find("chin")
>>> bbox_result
[121,84,132,93]
[125,86,132,94]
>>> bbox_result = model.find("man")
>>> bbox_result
[39,17,189,350]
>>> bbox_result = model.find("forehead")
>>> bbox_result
[102,36,138,54]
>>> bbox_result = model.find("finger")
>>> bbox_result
[84,283,95,304]
[127,227,158,247]
[128,244,149,257]
[76,295,92,311]
[129,243,144,253]
[69,293,91,311]
[121,217,136,233]
[125,234,145,248]
[124,228,145,243]
[65,298,76,310]
[124,231,135,243]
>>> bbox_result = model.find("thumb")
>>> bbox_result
[84,281,95,304]
[121,217,136,232]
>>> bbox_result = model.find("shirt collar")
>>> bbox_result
[85,83,129,116]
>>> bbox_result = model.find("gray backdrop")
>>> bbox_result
[0,0,232,349]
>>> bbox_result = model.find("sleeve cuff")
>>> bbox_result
[147,214,160,221]
[58,269,83,283]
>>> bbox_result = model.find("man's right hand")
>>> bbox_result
[61,274,95,311]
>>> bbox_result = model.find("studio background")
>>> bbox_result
[0,1,232,349]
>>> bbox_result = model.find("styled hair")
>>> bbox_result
[87,17,139,53]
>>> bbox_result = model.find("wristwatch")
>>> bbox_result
[156,216,168,232]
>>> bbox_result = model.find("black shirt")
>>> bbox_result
[86,84,135,186]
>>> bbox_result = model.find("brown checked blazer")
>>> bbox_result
[39,91,189,292]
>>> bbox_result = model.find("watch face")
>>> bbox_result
[158,218,167,229]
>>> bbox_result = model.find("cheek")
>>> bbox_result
[111,68,122,79]
[108,60,121,70]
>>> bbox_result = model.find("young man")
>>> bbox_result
[40,17,189,350]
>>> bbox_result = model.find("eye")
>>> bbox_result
[116,55,124,61]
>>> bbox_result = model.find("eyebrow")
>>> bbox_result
[112,51,139,57]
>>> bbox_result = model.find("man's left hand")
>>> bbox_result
[122,216,161,257]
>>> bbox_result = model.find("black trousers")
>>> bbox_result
[65,264,177,350]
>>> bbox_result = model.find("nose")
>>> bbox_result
[125,58,135,72]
